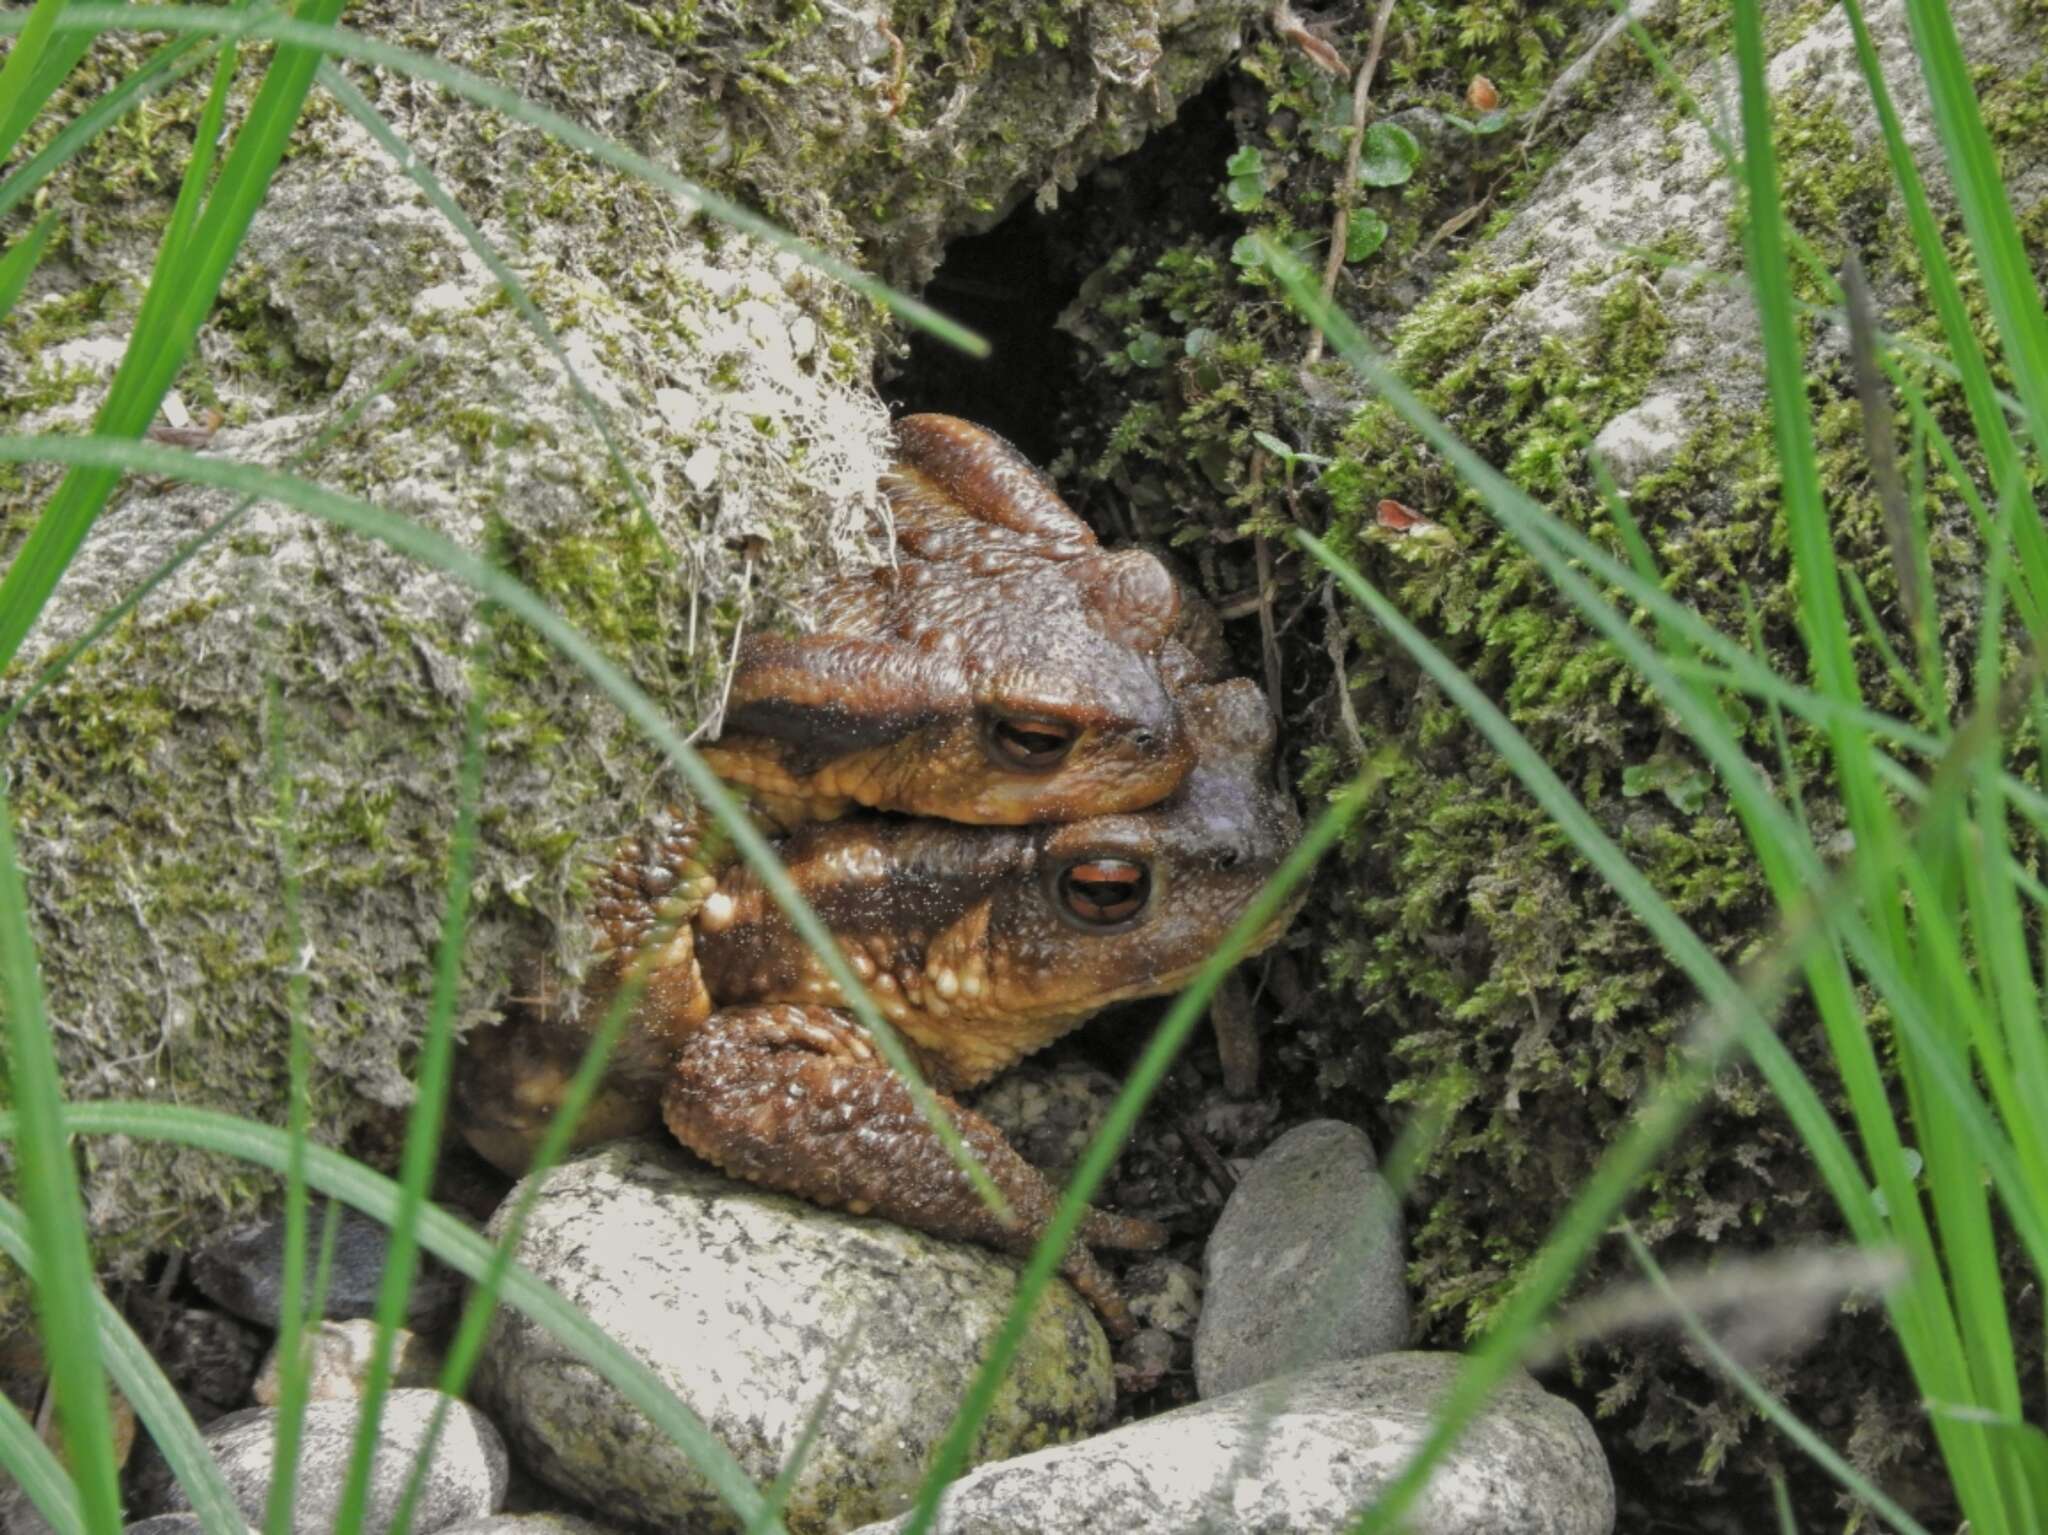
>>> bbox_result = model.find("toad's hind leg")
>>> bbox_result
[454,805,723,1174]
[663,1004,1162,1339]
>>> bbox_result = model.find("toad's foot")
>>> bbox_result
[662,1003,1160,1339]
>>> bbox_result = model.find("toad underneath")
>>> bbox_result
[458,677,1301,1336]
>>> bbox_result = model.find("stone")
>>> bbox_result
[160,1390,507,1535]
[473,1138,1111,1534]
[253,1320,445,1406]
[1589,393,1689,489]
[1196,1120,1410,1399]
[437,1517,621,1535]
[849,1352,1615,1535]
[193,1205,463,1334]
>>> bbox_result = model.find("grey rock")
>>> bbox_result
[850,1352,1614,1535]
[193,1206,463,1334]
[1197,1120,1410,1399]
[438,1518,621,1535]
[1590,393,1689,488]
[161,1389,506,1535]
[253,1320,445,1406]
[473,1138,1111,1534]
[124,1520,244,1535]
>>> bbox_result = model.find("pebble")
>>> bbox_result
[1196,1119,1410,1399]
[437,1517,622,1535]
[192,1205,463,1334]
[1590,393,1691,488]
[473,1137,1111,1534]
[849,1352,1615,1534]
[160,1389,506,1535]
[253,1320,445,1405]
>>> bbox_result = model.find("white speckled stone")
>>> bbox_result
[161,1390,506,1535]
[473,1138,1111,1533]
[850,1352,1613,1535]
[1197,1120,1409,1398]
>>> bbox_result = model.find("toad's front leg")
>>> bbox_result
[662,1003,1165,1338]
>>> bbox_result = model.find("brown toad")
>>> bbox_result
[457,677,1301,1335]
[704,415,1205,830]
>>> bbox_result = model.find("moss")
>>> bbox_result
[1034,0,2048,1520]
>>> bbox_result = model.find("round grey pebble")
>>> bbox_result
[437,1518,623,1535]
[1197,1119,1410,1399]
[193,1205,463,1333]
[162,1389,506,1535]
[849,1352,1615,1535]
[474,1138,1110,1534]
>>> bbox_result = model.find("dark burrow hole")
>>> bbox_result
[879,76,1238,466]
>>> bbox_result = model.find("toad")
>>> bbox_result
[458,676,1302,1336]
[703,415,1203,830]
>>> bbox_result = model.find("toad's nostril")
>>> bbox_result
[1133,729,1156,750]
[1218,848,1242,871]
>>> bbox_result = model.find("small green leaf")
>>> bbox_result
[1251,429,1295,462]
[1225,145,1267,211]
[1225,144,1263,176]
[1230,233,1265,269]
[1357,121,1421,187]
[1183,326,1217,357]
[1344,208,1389,262]
[1444,110,1511,137]
[1125,330,1168,368]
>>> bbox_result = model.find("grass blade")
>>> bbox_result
[0,778,122,1535]
[332,688,485,1535]
[0,212,56,321]
[0,0,349,674]
[0,1198,242,1535]
[903,780,1364,1534]
[0,1102,786,1534]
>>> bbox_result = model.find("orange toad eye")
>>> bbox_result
[987,714,1078,770]
[1055,858,1151,929]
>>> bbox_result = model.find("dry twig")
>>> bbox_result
[1303,0,1400,367]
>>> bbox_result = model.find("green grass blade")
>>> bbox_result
[0,1102,785,1533]
[0,29,219,225]
[0,1387,84,1535]
[0,212,56,321]
[903,780,1365,1535]
[0,0,349,675]
[0,429,1011,1219]
[1,7,987,359]
[261,676,318,1535]
[0,1198,242,1535]
[1619,1226,1934,1535]
[0,0,72,165]
[0,779,122,1535]
[0,353,419,736]
[333,688,485,1535]
[387,963,666,1535]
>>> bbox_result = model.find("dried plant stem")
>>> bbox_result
[1303,0,1399,367]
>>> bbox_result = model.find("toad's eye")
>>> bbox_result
[988,715,1078,771]
[1056,858,1150,930]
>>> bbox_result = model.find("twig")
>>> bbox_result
[1303,0,1400,367]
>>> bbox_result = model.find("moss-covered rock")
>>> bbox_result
[0,0,1258,1312]
[1045,0,2043,1518]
